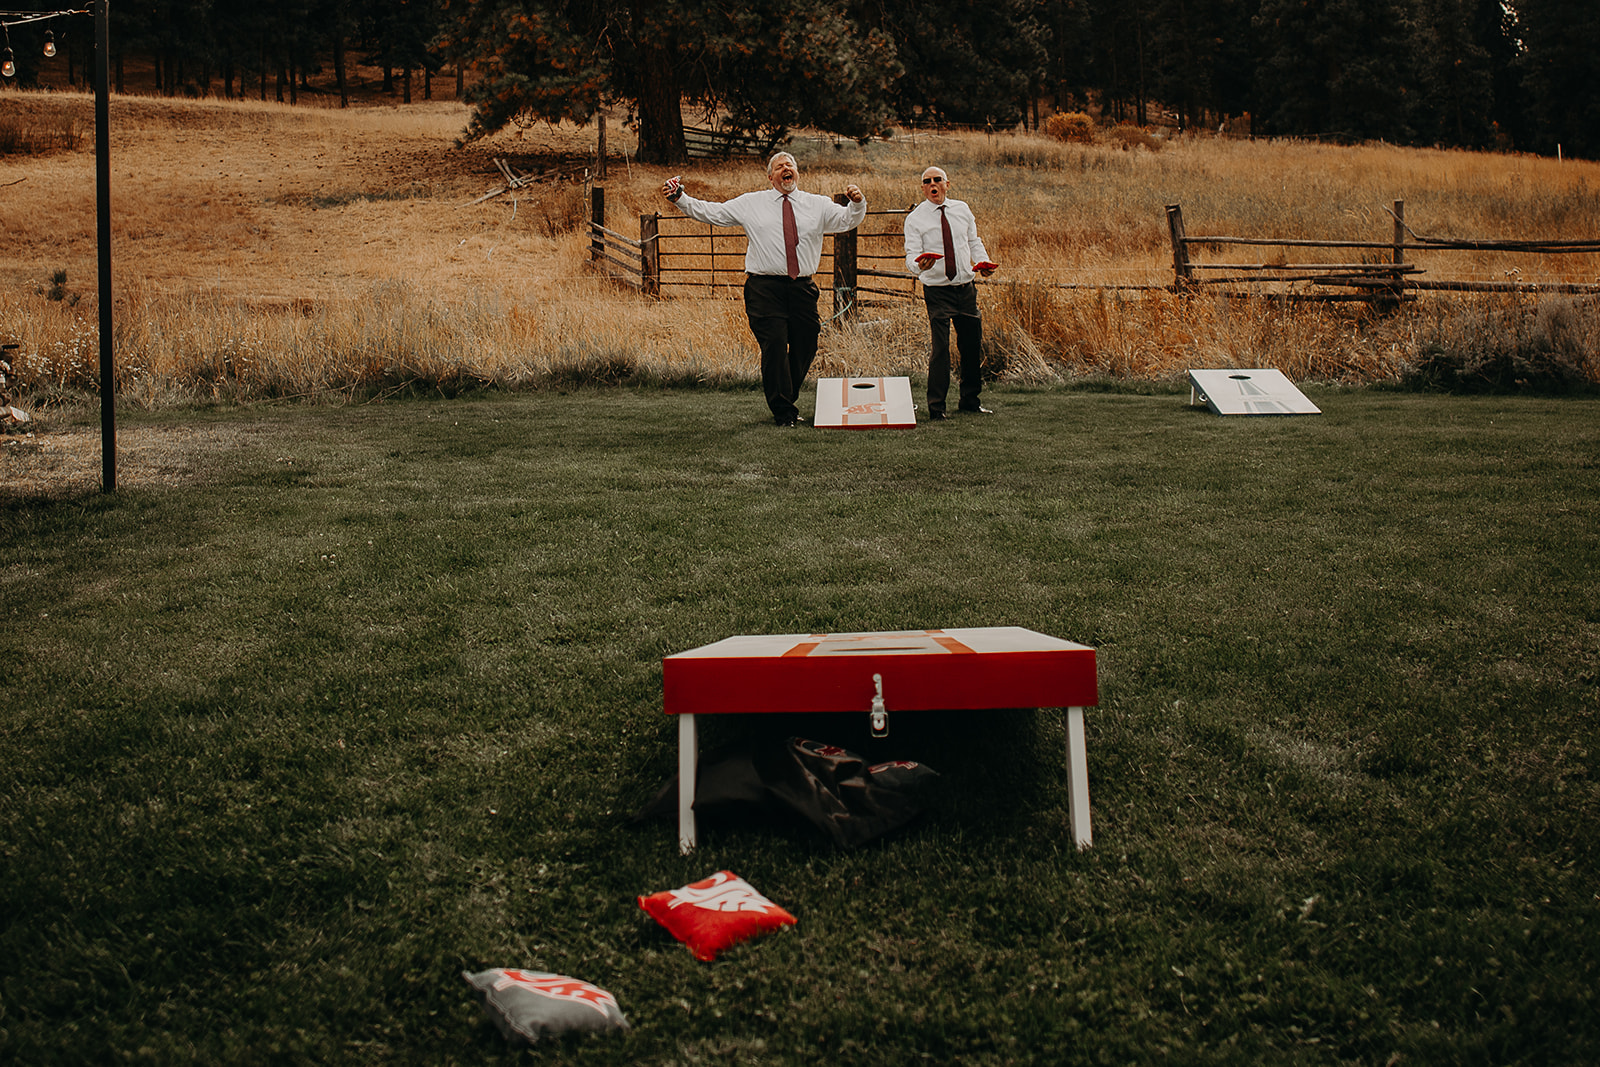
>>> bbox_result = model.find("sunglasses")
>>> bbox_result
[922,177,947,184]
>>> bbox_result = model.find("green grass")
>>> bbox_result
[2,386,1598,1064]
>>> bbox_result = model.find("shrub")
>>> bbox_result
[0,111,83,155]
[1045,111,1095,145]
[1109,125,1163,152]
[1403,294,1600,393]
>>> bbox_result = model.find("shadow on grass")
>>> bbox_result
[632,707,1075,854]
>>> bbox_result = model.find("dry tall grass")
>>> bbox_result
[2,91,1598,407]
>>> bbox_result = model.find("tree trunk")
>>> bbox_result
[335,36,347,108]
[635,40,686,165]
[403,66,412,104]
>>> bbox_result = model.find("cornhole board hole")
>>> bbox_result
[1188,368,1321,415]
[813,377,917,428]
[662,627,1098,853]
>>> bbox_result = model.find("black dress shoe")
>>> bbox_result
[928,411,949,421]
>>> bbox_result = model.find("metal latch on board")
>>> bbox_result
[869,673,888,738]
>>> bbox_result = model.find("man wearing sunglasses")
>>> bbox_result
[903,166,997,419]
[663,153,866,427]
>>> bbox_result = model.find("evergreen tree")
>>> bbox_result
[1035,0,1094,114]
[438,0,898,165]
[1407,0,1498,148]
[1252,0,1413,142]
[1514,0,1600,158]
[880,0,1046,128]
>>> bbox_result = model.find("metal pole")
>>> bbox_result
[95,0,115,492]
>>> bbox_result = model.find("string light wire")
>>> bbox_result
[1,9,86,78]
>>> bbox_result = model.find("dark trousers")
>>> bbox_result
[924,282,983,414]
[745,274,821,423]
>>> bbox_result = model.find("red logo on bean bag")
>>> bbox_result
[461,968,629,1045]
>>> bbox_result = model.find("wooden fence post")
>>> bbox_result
[1389,199,1406,304]
[641,213,661,297]
[832,193,860,323]
[1167,204,1192,290]
[590,186,605,263]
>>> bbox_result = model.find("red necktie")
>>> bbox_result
[782,194,800,279]
[940,205,956,279]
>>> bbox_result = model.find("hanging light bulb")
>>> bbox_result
[3,48,15,79]
[44,31,56,59]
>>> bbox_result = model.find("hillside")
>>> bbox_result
[2,89,1599,417]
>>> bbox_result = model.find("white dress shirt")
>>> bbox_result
[904,198,991,286]
[673,188,867,277]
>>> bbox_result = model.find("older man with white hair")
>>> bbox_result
[904,165,997,419]
[664,153,866,426]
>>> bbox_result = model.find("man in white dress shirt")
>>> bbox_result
[903,166,996,419]
[663,152,866,426]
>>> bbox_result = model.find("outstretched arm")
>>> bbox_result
[823,185,868,232]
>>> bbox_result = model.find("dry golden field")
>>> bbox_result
[2,89,1599,409]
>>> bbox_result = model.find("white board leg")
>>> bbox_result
[1063,706,1092,850]
[677,713,698,854]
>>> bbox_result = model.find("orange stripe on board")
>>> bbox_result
[928,631,977,654]
[847,378,888,426]
[783,634,828,658]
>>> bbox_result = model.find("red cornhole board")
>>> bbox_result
[813,377,917,428]
[662,627,1097,853]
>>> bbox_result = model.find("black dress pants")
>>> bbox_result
[745,274,821,424]
[923,282,983,415]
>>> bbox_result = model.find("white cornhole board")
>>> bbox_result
[1188,368,1321,416]
[814,376,917,429]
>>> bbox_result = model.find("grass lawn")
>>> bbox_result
[2,385,1597,1064]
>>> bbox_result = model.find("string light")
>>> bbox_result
[0,8,85,77]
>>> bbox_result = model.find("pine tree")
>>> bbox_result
[880,0,1047,128]
[438,0,899,164]
[1252,0,1413,142]
[1514,0,1600,158]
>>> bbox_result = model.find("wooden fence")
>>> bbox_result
[682,125,783,161]
[588,191,919,321]
[1168,200,1600,301]
[588,191,1600,310]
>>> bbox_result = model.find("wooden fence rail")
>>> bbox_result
[589,191,1600,310]
[587,194,918,320]
[1169,200,1600,301]
[682,126,782,161]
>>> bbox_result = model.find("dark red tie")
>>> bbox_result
[940,205,956,279]
[782,194,800,279]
